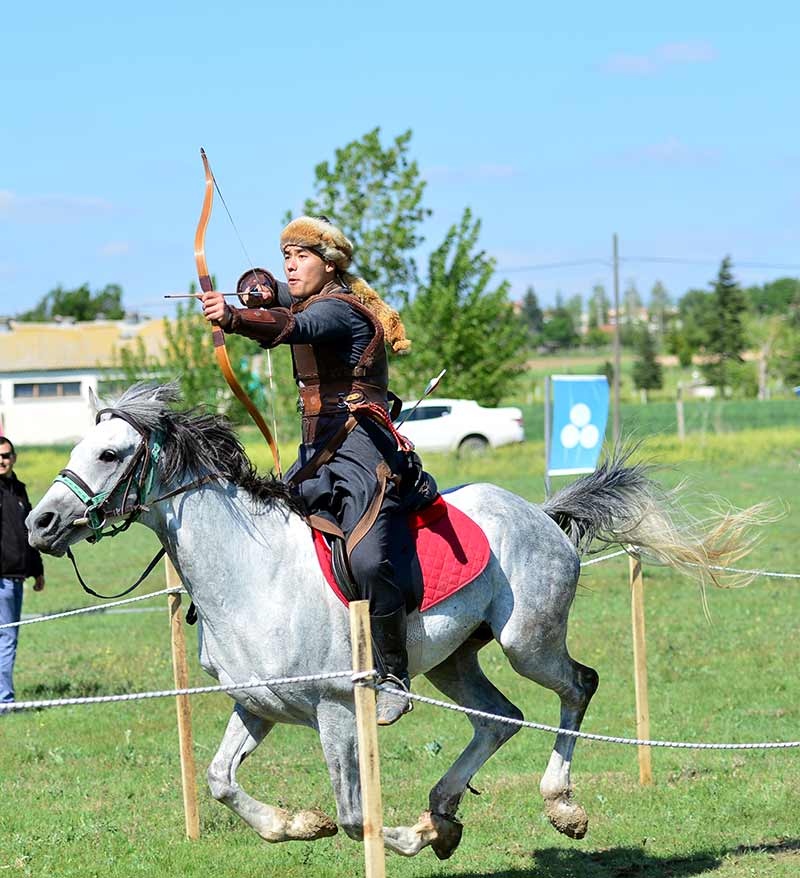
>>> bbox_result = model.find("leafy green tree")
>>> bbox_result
[587,283,609,329]
[520,286,544,337]
[585,326,610,348]
[541,306,579,350]
[18,283,125,322]
[648,280,671,336]
[702,256,749,393]
[294,128,430,307]
[394,208,526,406]
[673,287,715,358]
[773,301,800,388]
[632,326,663,400]
[745,277,800,316]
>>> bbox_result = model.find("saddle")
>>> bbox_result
[312,495,491,612]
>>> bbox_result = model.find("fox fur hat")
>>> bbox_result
[280,215,411,354]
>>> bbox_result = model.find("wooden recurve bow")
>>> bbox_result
[193,148,282,477]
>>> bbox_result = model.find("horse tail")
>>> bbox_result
[542,444,773,595]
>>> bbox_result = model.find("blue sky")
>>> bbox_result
[2,1,799,319]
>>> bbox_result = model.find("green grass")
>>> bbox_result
[2,428,799,876]
[513,398,800,446]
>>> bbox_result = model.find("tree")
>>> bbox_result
[671,287,715,360]
[566,294,583,336]
[745,277,800,316]
[394,208,527,406]
[587,283,609,329]
[520,286,544,338]
[702,256,749,394]
[632,326,663,400]
[623,279,642,325]
[541,306,579,350]
[18,283,125,321]
[648,280,671,336]
[294,128,430,307]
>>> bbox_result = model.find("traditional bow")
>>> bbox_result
[194,148,282,476]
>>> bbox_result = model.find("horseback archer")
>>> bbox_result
[202,215,438,725]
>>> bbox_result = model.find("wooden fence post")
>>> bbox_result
[349,600,386,878]
[629,552,653,786]
[166,558,201,839]
[676,382,685,442]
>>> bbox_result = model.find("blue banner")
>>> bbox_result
[548,375,609,475]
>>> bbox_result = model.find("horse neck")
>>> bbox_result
[140,475,309,609]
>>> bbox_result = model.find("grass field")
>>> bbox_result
[1,427,799,877]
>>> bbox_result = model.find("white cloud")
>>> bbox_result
[99,241,130,256]
[623,137,721,166]
[0,190,113,222]
[601,41,718,76]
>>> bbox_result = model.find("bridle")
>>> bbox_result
[56,408,163,544]
[54,407,215,599]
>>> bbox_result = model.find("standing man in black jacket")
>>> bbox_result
[0,436,45,703]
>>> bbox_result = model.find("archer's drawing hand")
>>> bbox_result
[202,291,232,327]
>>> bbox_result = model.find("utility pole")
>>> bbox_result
[612,233,621,445]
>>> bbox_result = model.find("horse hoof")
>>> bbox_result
[544,796,588,840]
[288,809,339,840]
[429,812,464,860]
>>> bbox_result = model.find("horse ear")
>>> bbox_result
[87,386,102,419]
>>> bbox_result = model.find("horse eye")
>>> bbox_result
[100,449,118,463]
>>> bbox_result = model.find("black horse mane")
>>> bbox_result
[109,382,304,515]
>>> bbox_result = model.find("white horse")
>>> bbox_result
[26,384,759,859]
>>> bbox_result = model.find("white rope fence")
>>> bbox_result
[0,585,186,629]
[373,685,800,751]
[0,670,366,713]
[3,668,798,751]
[3,549,797,632]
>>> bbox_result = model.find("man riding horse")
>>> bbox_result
[202,215,437,725]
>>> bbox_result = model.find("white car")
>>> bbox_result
[398,398,524,455]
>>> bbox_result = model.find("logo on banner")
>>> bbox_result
[548,375,609,476]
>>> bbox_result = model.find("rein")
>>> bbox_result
[56,407,217,599]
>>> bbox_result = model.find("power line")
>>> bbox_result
[622,256,800,270]
[498,255,800,274]
[498,258,610,272]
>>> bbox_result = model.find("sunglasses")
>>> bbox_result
[0,453,13,460]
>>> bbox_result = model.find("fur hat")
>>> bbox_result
[280,216,353,270]
[280,216,411,355]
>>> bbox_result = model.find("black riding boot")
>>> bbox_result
[370,608,412,726]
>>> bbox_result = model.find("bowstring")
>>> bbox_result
[207,169,281,469]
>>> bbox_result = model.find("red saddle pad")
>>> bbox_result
[312,495,491,612]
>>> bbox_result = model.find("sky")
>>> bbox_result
[2,1,799,320]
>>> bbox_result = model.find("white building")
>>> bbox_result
[0,318,166,445]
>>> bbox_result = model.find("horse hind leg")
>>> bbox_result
[505,636,598,840]
[207,703,337,842]
[382,638,523,860]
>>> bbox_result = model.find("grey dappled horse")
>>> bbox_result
[27,384,759,858]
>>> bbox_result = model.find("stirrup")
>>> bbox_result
[376,675,413,726]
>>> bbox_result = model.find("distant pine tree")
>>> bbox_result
[632,327,663,400]
[702,256,748,394]
[521,286,544,335]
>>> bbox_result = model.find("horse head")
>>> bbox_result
[26,383,181,557]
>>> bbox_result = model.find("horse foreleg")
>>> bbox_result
[208,703,337,842]
[317,699,456,859]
